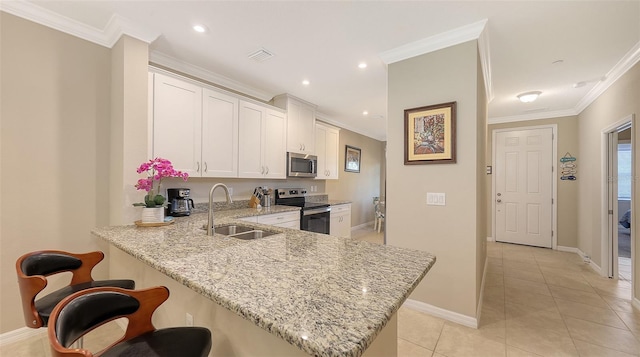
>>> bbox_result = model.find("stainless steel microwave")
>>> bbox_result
[287,152,317,178]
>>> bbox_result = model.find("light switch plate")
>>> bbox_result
[427,192,446,206]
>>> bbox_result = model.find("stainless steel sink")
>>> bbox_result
[214,224,255,235]
[204,224,278,240]
[229,230,277,240]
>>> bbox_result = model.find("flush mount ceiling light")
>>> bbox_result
[358,62,367,69]
[517,91,542,103]
[362,111,369,116]
[302,80,310,86]
[192,24,208,33]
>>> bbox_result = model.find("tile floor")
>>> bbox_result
[3,228,638,357]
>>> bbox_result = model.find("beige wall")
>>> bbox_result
[576,61,639,301]
[110,36,150,225]
[0,13,112,332]
[387,40,485,318]
[476,53,488,304]
[487,116,579,248]
[325,126,385,227]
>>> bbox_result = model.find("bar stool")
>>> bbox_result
[48,286,212,357]
[16,250,135,329]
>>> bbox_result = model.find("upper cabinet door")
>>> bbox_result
[238,101,265,178]
[152,73,202,177]
[263,109,287,179]
[315,123,339,180]
[324,126,339,179]
[202,88,238,178]
[272,94,316,155]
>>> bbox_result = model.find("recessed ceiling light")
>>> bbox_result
[302,80,310,86]
[193,24,207,33]
[358,62,367,69]
[517,91,542,103]
[362,111,369,116]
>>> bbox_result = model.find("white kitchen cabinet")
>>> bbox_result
[257,211,300,229]
[238,211,300,229]
[151,72,238,178]
[201,88,238,177]
[315,123,340,180]
[238,100,287,179]
[152,72,202,177]
[330,203,351,238]
[272,94,316,155]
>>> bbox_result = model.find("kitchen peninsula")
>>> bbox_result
[92,207,436,357]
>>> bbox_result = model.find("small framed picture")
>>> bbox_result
[345,145,361,173]
[404,101,457,164]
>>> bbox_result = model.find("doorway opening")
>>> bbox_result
[602,115,635,285]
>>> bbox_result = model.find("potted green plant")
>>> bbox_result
[134,158,188,223]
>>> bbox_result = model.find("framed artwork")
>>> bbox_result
[404,101,456,165]
[344,145,361,173]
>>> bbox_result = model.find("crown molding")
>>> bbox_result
[149,51,274,102]
[575,41,640,113]
[477,24,494,102]
[379,19,488,65]
[0,0,159,48]
[315,112,386,142]
[488,108,578,125]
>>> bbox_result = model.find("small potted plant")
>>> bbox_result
[134,158,188,223]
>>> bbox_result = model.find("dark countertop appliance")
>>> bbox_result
[167,188,194,216]
[275,188,330,234]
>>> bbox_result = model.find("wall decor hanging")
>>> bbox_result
[345,145,361,173]
[404,101,457,164]
[560,152,577,180]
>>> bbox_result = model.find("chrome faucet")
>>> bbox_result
[207,183,233,236]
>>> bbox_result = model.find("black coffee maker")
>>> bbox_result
[167,188,194,216]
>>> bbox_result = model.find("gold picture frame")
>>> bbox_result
[404,101,457,165]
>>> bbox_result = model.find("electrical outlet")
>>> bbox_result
[186,313,193,327]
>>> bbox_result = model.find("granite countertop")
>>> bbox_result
[92,206,436,357]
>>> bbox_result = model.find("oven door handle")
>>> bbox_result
[302,207,331,216]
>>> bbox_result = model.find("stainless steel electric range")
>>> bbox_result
[275,188,330,234]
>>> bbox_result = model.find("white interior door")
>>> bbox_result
[495,128,553,248]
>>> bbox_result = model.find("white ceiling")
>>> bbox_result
[5,1,640,140]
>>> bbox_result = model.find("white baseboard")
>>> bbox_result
[486,237,495,242]
[557,245,579,253]
[403,299,478,329]
[0,327,46,347]
[351,221,375,231]
[574,248,604,276]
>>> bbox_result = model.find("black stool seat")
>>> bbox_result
[102,327,211,357]
[16,250,136,329]
[48,286,212,357]
[36,279,135,326]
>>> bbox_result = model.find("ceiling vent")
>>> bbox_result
[248,48,274,62]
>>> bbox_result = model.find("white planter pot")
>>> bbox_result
[141,207,164,223]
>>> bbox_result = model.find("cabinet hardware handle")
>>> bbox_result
[497,199,502,203]
[266,166,269,175]
[204,162,208,173]
[196,162,200,173]
[261,166,264,174]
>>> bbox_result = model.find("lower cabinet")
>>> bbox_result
[330,204,351,238]
[239,211,300,230]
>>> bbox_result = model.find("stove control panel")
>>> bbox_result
[276,188,307,198]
